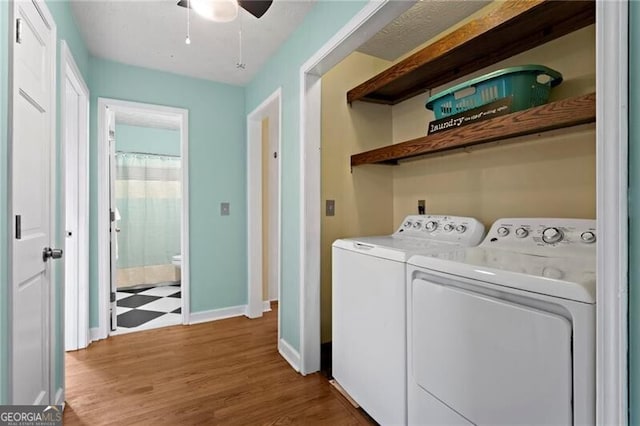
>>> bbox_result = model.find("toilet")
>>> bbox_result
[172,254,181,268]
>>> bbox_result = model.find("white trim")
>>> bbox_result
[246,88,282,320]
[54,388,64,406]
[60,40,90,353]
[297,0,414,375]
[263,300,271,312]
[596,1,628,423]
[97,98,190,338]
[189,305,248,325]
[278,338,301,372]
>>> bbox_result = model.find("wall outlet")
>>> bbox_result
[221,202,230,216]
[418,200,426,215]
[326,200,335,216]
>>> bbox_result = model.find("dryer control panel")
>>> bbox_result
[481,218,596,257]
[394,215,485,246]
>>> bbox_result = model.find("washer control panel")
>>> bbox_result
[481,218,596,256]
[395,215,485,245]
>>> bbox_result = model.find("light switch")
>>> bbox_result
[221,202,230,216]
[326,200,335,216]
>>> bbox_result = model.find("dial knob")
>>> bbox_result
[425,221,438,231]
[404,221,412,228]
[455,224,466,234]
[413,221,422,229]
[581,231,596,244]
[443,224,454,232]
[515,228,529,238]
[497,227,510,237]
[542,227,563,244]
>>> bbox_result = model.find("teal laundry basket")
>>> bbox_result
[425,65,563,119]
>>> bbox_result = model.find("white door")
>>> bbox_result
[11,0,57,405]
[411,277,573,425]
[63,72,84,351]
[108,110,118,331]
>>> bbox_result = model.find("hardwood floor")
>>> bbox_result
[64,305,374,425]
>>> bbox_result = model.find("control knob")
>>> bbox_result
[443,224,454,232]
[404,221,412,228]
[455,224,467,234]
[413,221,422,229]
[515,228,529,239]
[425,221,438,232]
[581,231,596,244]
[542,227,563,244]
[497,227,510,237]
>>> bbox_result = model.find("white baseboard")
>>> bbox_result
[263,300,272,312]
[189,305,247,325]
[54,387,64,406]
[90,327,107,343]
[278,338,301,372]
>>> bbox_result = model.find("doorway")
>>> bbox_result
[61,41,90,352]
[246,88,282,356]
[97,98,190,338]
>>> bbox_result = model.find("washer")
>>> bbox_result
[332,215,485,425]
[406,218,596,425]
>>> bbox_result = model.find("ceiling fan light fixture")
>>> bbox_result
[191,0,239,23]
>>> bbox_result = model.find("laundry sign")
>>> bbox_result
[427,96,513,135]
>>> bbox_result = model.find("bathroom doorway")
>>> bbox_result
[98,99,190,338]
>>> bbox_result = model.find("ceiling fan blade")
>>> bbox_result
[177,0,273,19]
[238,0,273,18]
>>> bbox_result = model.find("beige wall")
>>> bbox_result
[320,52,394,342]
[262,118,269,301]
[392,25,596,227]
[320,11,596,343]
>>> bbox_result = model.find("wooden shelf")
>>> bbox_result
[347,0,595,105]
[350,93,595,167]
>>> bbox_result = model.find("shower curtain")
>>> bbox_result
[115,152,181,288]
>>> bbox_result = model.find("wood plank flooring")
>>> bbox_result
[64,305,373,425]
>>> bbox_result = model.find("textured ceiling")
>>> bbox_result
[70,0,316,85]
[115,109,182,130]
[357,0,491,61]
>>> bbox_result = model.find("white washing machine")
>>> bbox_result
[332,215,485,425]
[406,218,596,425]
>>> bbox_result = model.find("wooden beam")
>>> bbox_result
[347,0,595,105]
[351,93,595,167]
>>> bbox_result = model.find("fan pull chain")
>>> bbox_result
[185,0,191,45]
[236,15,245,70]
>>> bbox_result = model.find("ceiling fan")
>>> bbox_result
[177,0,273,23]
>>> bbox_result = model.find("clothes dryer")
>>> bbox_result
[406,218,596,425]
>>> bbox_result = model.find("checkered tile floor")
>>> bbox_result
[114,284,181,335]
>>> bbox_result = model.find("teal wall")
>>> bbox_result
[245,0,367,351]
[0,0,9,406]
[89,58,246,323]
[115,124,181,156]
[630,0,639,422]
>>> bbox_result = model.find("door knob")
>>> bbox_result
[43,247,63,262]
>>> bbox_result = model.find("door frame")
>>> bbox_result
[298,2,630,422]
[60,40,90,352]
[297,0,414,374]
[595,1,628,423]
[246,88,282,328]
[96,98,190,339]
[7,0,58,403]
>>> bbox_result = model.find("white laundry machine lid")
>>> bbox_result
[408,218,597,304]
[332,215,486,262]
